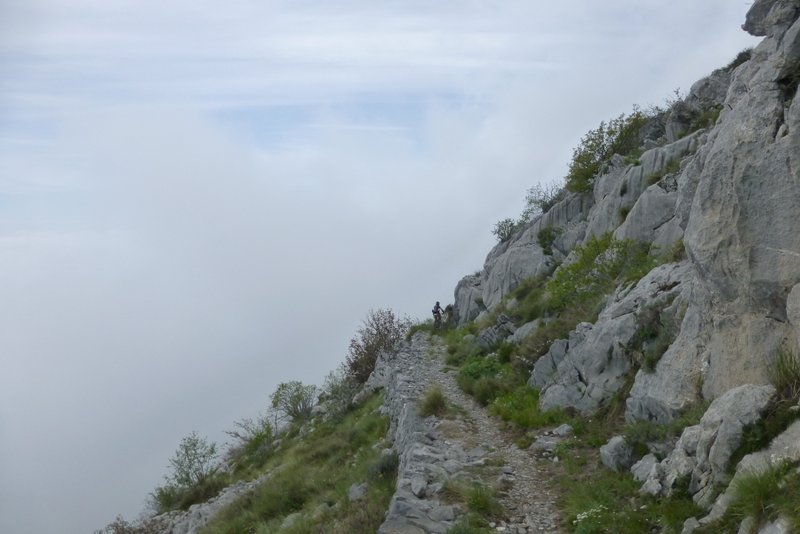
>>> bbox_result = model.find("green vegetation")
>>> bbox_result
[724,48,753,72]
[646,157,681,185]
[563,469,701,534]
[731,349,800,467]
[150,432,228,514]
[623,402,708,458]
[419,385,448,417]
[491,385,567,428]
[695,461,800,534]
[202,393,396,534]
[537,225,563,256]
[492,180,564,242]
[688,106,722,133]
[492,217,521,242]
[271,381,317,424]
[346,308,411,383]
[566,108,650,193]
[626,298,679,373]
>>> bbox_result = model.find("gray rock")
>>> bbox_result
[347,482,368,502]
[410,475,427,498]
[787,283,800,346]
[378,520,427,534]
[683,6,800,398]
[452,192,593,324]
[508,320,539,344]
[429,505,456,521]
[529,435,562,454]
[539,263,690,414]
[528,338,569,389]
[552,424,574,437]
[640,385,776,502]
[758,516,793,534]
[631,454,658,482]
[600,436,634,471]
[477,314,516,349]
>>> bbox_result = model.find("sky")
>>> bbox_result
[0,1,760,532]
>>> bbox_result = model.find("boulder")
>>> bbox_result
[600,436,634,472]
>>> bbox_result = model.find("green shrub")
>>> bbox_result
[545,234,655,313]
[465,483,504,518]
[697,461,800,533]
[771,349,800,402]
[521,180,565,219]
[646,157,681,185]
[493,217,523,242]
[346,308,411,383]
[627,299,679,373]
[271,381,317,424]
[566,109,649,193]
[367,451,399,481]
[151,431,223,513]
[419,386,448,417]
[537,226,563,256]
[496,340,515,363]
[688,106,722,133]
[724,48,753,72]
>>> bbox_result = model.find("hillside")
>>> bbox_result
[101,1,800,533]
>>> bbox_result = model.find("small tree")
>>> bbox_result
[270,380,317,423]
[167,431,218,488]
[346,308,411,383]
[492,218,520,242]
[321,365,360,420]
[520,180,564,221]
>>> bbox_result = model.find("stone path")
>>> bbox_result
[430,338,562,533]
[373,333,562,533]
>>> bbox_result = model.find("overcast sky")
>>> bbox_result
[0,2,759,532]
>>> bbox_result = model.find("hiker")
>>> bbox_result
[432,301,444,329]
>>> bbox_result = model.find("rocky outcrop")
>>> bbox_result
[534,262,690,414]
[149,474,270,534]
[682,0,800,398]
[640,385,776,507]
[685,419,800,533]
[453,192,592,324]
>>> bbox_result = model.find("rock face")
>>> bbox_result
[682,0,800,398]
[534,262,690,414]
[453,192,592,324]
[640,385,776,506]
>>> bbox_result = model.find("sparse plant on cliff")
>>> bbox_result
[566,108,649,193]
[537,225,563,256]
[521,180,565,220]
[724,47,753,72]
[419,385,448,417]
[271,380,317,424]
[150,431,226,514]
[346,308,411,383]
[492,217,522,242]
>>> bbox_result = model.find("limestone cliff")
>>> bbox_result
[454,0,800,423]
